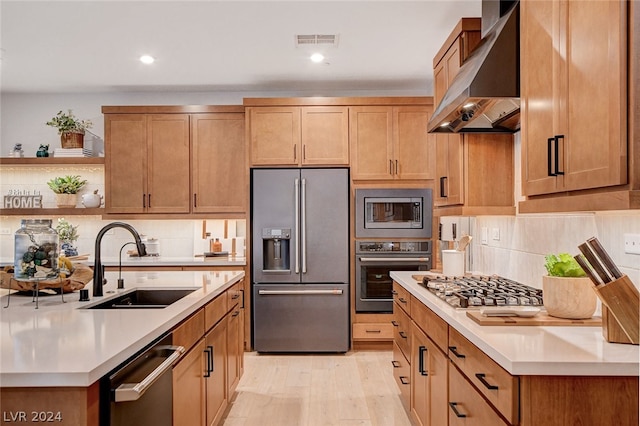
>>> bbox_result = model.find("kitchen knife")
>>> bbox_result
[586,237,623,280]
[574,254,603,287]
[578,242,612,284]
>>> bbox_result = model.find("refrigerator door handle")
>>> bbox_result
[258,289,344,296]
[301,178,307,274]
[294,178,300,274]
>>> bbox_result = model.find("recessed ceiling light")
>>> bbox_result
[139,55,155,65]
[440,122,450,127]
[463,102,475,109]
[310,53,325,63]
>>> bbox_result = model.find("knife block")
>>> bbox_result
[594,275,639,345]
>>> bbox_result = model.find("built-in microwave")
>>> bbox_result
[355,188,432,238]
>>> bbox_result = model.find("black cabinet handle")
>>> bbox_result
[148,194,151,208]
[232,310,240,317]
[142,194,146,208]
[475,373,499,390]
[391,290,398,295]
[418,345,428,376]
[239,289,245,308]
[439,176,447,197]
[448,346,466,358]
[448,402,467,418]
[391,360,401,368]
[399,297,407,304]
[204,346,214,377]
[391,320,399,327]
[554,135,564,175]
[400,376,410,385]
[547,137,555,176]
[193,193,197,208]
[399,331,408,339]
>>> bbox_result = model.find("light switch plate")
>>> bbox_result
[492,227,500,241]
[481,227,488,245]
[624,234,640,255]
[0,228,11,235]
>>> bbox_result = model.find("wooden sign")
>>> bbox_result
[3,195,42,209]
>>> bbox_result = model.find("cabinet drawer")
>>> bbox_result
[227,280,243,310]
[353,323,394,341]
[448,328,518,424]
[449,364,509,425]
[205,293,228,331]
[393,303,412,359]
[173,309,205,351]
[410,294,448,352]
[392,341,411,411]
[392,281,411,316]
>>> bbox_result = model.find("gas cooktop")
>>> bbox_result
[421,275,543,309]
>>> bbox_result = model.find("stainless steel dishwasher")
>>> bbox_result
[100,334,184,426]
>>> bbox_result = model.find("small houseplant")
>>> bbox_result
[543,253,596,319]
[56,218,79,257]
[47,175,87,208]
[46,110,93,149]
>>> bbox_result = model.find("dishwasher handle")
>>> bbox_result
[114,345,185,402]
[258,289,344,296]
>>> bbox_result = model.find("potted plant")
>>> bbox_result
[47,175,87,208]
[46,109,93,149]
[56,218,79,257]
[543,253,597,319]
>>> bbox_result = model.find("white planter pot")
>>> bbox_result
[543,275,597,319]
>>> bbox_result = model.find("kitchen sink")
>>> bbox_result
[84,288,197,309]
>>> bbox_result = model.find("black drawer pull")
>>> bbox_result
[391,320,399,327]
[232,310,240,317]
[391,290,398,295]
[475,373,499,390]
[448,346,466,358]
[399,297,407,304]
[365,329,381,333]
[204,346,214,377]
[400,376,410,385]
[399,331,408,339]
[448,402,467,418]
[391,360,401,368]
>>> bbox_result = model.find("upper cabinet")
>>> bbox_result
[350,105,434,181]
[103,106,246,217]
[191,113,246,214]
[105,113,191,214]
[246,103,349,166]
[520,0,638,212]
[432,18,515,215]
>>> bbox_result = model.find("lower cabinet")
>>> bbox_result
[172,281,245,426]
[392,341,411,411]
[448,364,508,425]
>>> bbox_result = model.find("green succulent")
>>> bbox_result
[47,175,87,194]
[46,110,93,135]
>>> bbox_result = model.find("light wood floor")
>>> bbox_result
[221,350,414,426]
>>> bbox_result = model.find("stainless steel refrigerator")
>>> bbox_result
[251,168,349,352]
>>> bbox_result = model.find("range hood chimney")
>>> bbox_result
[427,0,520,133]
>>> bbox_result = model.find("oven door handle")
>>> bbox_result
[359,257,430,262]
[114,345,185,402]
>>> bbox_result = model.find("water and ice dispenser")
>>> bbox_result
[262,228,291,272]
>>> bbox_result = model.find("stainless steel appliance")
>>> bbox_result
[355,188,432,238]
[421,275,543,309]
[356,241,432,313]
[100,334,184,426]
[251,168,349,352]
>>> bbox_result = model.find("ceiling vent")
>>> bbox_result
[295,34,339,47]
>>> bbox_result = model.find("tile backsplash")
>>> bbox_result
[471,211,640,290]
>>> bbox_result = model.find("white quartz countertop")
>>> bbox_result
[0,256,247,267]
[0,269,245,387]
[390,271,639,377]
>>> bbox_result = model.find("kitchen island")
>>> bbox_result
[0,269,244,425]
[390,271,639,425]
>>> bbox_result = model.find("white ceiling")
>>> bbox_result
[0,0,482,95]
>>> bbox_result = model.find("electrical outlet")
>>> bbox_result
[0,228,11,235]
[624,233,640,255]
[481,227,488,245]
[492,227,500,241]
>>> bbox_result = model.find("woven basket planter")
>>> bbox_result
[60,132,84,149]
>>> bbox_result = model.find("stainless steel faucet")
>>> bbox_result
[93,222,147,297]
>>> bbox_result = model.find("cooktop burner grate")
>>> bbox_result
[421,275,543,308]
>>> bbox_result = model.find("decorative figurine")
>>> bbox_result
[36,144,50,157]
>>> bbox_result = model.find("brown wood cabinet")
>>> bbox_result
[432,18,514,215]
[103,106,246,217]
[172,280,245,426]
[521,0,627,197]
[247,105,349,166]
[350,106,434,180]
[191,113,246,214]
[104,113,191,214]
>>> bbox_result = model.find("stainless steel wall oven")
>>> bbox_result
[355,241,431,312]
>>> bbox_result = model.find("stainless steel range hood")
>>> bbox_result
[427,1,520,133]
